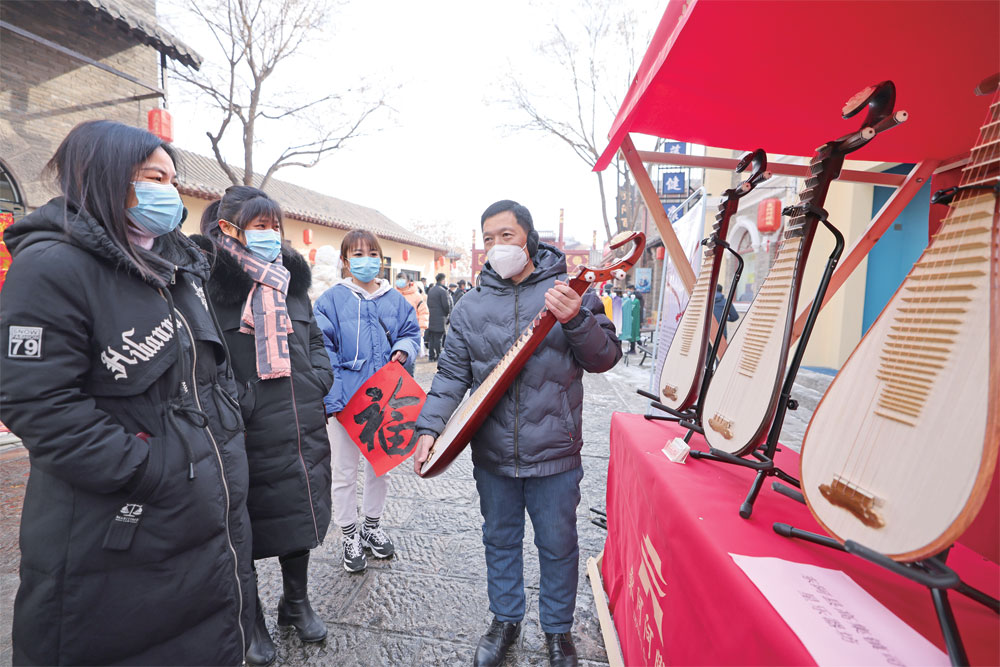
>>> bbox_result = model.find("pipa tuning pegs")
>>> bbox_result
[736,149,769,195]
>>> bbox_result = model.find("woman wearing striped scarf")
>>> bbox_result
[193,186,334,667]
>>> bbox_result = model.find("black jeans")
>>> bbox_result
[426,330,444,360]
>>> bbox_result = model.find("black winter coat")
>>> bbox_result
[192,235,333,559]
[1,199,253,665]
[426,283,452,332]
[416,245,621,477]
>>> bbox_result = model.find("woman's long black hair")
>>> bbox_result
[45,119,183,283]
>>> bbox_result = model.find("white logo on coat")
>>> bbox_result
[100,316,176,380]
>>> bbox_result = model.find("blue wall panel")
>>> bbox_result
[862,164,931,333]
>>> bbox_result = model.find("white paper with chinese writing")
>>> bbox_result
[730,554,948,666]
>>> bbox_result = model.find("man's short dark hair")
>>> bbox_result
[436,272,446,283]
[458,280,466,287]
[480,199,539,257]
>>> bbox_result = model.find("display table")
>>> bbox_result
[602,413,999,666]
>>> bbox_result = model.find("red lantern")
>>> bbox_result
[308,248,317,263]
[147,108,173,143]
[757,198,782,233]
[402,249,409,261]
[303,229,313,245]
[655,246,665,260]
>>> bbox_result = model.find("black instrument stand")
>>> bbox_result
[638,241,745,431]
[689,215,845,519]
[771,524,1000,666]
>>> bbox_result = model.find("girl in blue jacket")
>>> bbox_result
[313,229,420,573]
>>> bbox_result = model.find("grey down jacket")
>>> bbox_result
[416,244,621,477]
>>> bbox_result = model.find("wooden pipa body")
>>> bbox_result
[703,82,906,457]
[701,151,832,454]
[657,150,769,411]
[417,231,646,478]
[801,94,1000,561]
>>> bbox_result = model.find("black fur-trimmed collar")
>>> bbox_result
[190,234,312,306]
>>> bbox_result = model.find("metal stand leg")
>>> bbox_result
[772,482,806,504]
[932,587,969,666]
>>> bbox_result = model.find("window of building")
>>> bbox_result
[0,162,25,220]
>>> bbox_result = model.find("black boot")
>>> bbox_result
[246,593,277,666]
[277,550,327,642]
[544,632,578,667]
[473,618,520,667]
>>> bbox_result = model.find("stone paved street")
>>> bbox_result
[0,353,831,666]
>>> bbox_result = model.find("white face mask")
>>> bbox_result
[486,243,529,279]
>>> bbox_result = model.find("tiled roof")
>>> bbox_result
[174,148,446,252]
[69,0,202,69]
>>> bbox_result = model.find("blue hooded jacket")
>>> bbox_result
[314,278,421,414]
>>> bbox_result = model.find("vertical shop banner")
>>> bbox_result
[338,362,427,476]
[651,194,706,393]
[634,267,652,293]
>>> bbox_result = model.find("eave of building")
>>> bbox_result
[68,0,202,69]
[177,184,448,254]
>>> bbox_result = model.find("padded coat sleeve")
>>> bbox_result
[415,305,474,438]
[0,246,151,494]
[308,311,335,392]
[313,291,345,414]
[560,291,622,373]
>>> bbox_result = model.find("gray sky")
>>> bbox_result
[160,0,662,250]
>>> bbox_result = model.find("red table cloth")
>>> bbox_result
[602,413,999,666]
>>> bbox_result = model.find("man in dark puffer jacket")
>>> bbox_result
[415,200,621,667]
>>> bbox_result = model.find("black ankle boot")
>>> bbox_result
[276,551,327,642]
[246,595,276,666]
[544,632,578,667]
[473,618,520,667]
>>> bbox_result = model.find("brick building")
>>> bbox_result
[0,0,445,284]
[0,0,200,216]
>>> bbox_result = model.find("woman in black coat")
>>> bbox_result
[192,185,333,666]
[0,121,253,665]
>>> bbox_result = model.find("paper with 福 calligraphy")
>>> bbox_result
[730,554,948,666]
[337,361,426,476]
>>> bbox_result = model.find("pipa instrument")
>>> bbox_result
[417,231,645,478]
[799,91,999,561]
[657,149,770,412]
[702,81,908,457]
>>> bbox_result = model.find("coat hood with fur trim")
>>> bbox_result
[190,234,312,306]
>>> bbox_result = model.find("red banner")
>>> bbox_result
[337,362,426,476]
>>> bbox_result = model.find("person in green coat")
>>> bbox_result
[621,288,642,353]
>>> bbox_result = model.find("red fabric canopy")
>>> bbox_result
[596,0,1000,170]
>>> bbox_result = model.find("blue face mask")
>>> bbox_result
[244,229,282,262]
[127,182,185,236]
[395,277,408,288]
[349,256,381,283]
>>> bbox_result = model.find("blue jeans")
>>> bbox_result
[473,465,584,633]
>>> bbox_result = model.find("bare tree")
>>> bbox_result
[503,0,648,242]
[412,220,472,278]
[170,0,387,189]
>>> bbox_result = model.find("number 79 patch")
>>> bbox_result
[8,326,43,359]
